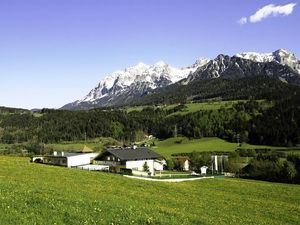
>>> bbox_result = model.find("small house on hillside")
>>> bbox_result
[41,151,99,168]
[94,147,165,175]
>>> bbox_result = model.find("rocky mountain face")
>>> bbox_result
[62,59,209,109]
[62,49,300,110]
[236,49,300,73]
[182,49,300,84]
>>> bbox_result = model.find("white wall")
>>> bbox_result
[43,157,67,166]
[67,153,99,168]
[126,160,155,175]
[154,160,164,171]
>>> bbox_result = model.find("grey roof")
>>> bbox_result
[45,153,92,158]
[97,147,162,161]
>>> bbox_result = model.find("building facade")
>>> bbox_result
[94,147,165,175]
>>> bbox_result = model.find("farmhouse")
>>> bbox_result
[42,151,99,168]
[94,147,165,175]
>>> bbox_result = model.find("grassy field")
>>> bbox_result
[152,137,294,157]
[167,100,240,116]
[0,156,300,225]
[152,137,238,157]
[126,100,240,114]
[45,142,102,152]
[44,137,119,153]
[46,137,299,158]
[127,100,272,116]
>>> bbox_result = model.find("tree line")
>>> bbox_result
[0,94,299,148]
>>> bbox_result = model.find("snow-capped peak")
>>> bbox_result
[235,49,300,73]
[136,62,147,67]
[189,58,211,69]
[235,51,274,63]
[153,60,168,67]
[79,59,209,103]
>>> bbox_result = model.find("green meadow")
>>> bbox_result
[152,137,294,157]
[152,137,237,157]
[126,100,271,116]
[126,100,240,114]
[167,100,241,116]
[0,156,299,225]
[44,137,119,153]
[45,142,102,152]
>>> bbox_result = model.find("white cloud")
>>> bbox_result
[238,17,248,25]
[238,3,297,25]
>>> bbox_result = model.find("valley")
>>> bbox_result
[2,1,300,224]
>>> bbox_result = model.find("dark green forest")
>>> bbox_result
[0,76,299,147]
[133,76,300,105]
[0,91,299,147]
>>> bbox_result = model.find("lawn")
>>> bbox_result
[152,137,292,157]
[168,100,240,116]
[45,142,102,152]
[0,156,300,225]
[126,100,240,114]
[152,137,239,157]
[44,137,119,153]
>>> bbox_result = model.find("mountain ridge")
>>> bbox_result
[62,49,300,110]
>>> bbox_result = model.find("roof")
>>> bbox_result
[45,152,97,158]
[80,145,94,153]
[96,147,162,161]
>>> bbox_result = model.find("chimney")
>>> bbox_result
[53,151,57,156]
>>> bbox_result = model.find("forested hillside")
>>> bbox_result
[133,76,300,106]
[0,106,29,114]
[0,95,299,148]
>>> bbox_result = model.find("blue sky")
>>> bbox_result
[0,0,299,109]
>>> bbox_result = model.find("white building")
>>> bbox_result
[94,147,165,176]
[42,152,99,168]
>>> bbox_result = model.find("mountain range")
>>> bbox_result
[62,49,300,110]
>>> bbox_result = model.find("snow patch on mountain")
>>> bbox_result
[62,49,300,110]
[235,52,274,62]
[235,49,300,73]
[78,58,209,104]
